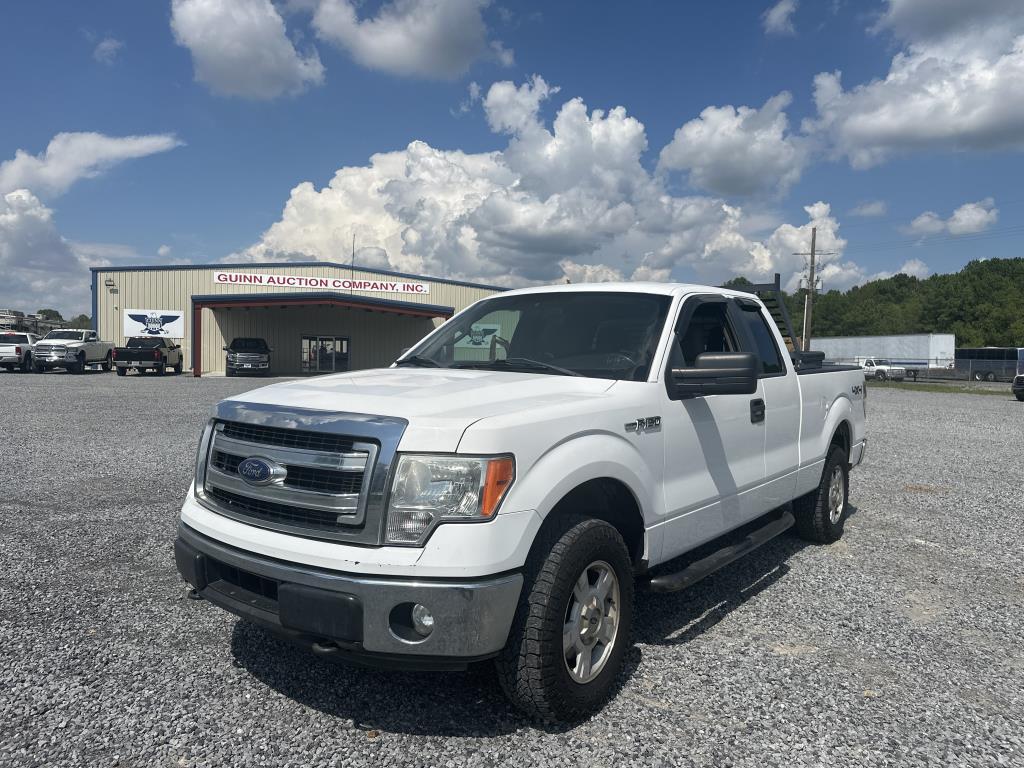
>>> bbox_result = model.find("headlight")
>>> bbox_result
[384,455,514,545]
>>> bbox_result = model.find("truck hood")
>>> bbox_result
[225,367,617,451]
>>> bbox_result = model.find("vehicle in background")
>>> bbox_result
[1013,375,1024,402]
[856,357,906,381]
[176,282,867,721]
[899,360,955,381]
[954,347,1024,382]
[33,329,114,374]
[114,337,184,376]
[0,331,39,373]
[224,337,271,377]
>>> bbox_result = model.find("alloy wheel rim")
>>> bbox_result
[828,466,845,524]
[563,560,620,684]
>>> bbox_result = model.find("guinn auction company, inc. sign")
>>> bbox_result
[213,270,430,295]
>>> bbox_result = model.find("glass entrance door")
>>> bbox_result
[301,336,349,375]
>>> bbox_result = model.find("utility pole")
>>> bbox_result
[793,227,834,349]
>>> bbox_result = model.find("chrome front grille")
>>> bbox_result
[200,420,378,537]
[35,344,67,357]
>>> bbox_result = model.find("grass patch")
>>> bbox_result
[868,381,1012,397]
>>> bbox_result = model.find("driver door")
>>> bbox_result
[659,296,767,562]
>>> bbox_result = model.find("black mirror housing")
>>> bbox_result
[670,352,758,399]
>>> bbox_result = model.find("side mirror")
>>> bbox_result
[222,346,229,351]
[669,352,758,399]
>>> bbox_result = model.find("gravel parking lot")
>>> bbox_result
[1,370,1022,767]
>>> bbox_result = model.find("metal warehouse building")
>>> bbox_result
[91,262,501,376]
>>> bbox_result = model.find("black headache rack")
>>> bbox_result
[730,273,825,371]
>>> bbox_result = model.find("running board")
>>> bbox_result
[646,510,795,594]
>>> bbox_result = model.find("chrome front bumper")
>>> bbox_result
[175,523,523,664]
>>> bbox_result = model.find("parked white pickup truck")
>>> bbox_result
[33,329,114,373]
[176,283,867,721]
[0,331,39,372]
[856,357,906,382]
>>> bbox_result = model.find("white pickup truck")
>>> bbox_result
[856,357,906,382]
[33,329,114,373]
[0,331,39,372]
[176,283,867,721]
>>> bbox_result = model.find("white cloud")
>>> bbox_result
[807,2,1024,167]
[171,0,324,100]
[312,0,510,79]
[157,244,172,258]
[245,77,872,292]
[658,92,808,196]
[850,200,887,217]
[762,0,798,36]
[0,132,183,198]
[906,198,998,236]
[867,257,931,282]
[93,37,124,65]
[0,190,129,314]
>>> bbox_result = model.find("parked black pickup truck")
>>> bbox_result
[113,337,184,376]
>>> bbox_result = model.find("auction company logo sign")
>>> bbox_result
[213,270,430,295]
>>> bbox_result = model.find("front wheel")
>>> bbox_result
[972,371,984,381]
[875,370,887,382]
[173,359,182,375]
[495,515,634,722]
[1016,392,1024,402]
[116,367,127,377]
[20,354,32,373]
[793,445,849,543]
[71,353,85,374]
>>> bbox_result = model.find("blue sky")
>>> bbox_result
[2,0,1023,313]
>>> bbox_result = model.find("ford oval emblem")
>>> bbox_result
[237,457,285,486]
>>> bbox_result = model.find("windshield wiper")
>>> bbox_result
[451,357,582,377]
[395,355,443,368]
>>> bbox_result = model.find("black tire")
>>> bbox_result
[156,362,166,376]
[1016,393,1024,402]
[20,354,32,373]
[495,515,634,722]
[173,359,183,375]
[101,352,112,372]
[972,371,983,381]
[225,368,234,378]
[793,445,849,544]
[875,370,887,382]
[116,366,127,377]
[71,353,85,374]
[984,371,996,382]
[34,363,44,374]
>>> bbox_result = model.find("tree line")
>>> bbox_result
[726,257,1024,348]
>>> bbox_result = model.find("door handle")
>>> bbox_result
[750,398,765,424]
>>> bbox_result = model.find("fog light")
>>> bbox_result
[411,603,434,637]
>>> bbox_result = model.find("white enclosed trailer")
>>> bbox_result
[810,333,955,370]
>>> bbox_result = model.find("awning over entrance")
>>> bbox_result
[191,291,454,376]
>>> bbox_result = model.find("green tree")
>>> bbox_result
[36,308,64,322]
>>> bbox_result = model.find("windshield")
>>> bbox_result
[229,338,268,352]
[127,337,164,348]
[43,331,84,340]
[404,291,672,380]
[0,334,28,344]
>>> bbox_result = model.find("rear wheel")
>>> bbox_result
[101,351,112,372]
[875,370,887,382]
[984,371,996,382]
[20,354,32,373]
[116,366,127,377]
[793,445,849,543]
[173,359,183,375]
[495,515,633,722]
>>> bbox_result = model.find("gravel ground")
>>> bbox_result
[1,370,1022,767]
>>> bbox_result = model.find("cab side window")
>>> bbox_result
[737,306,785,375]
[672,302,739,367]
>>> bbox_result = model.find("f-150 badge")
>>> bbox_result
[625,416,661,432]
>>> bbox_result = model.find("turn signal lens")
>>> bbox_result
[481,457,515,518]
